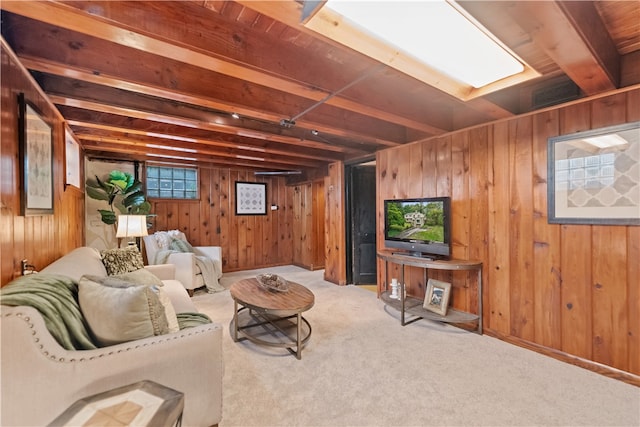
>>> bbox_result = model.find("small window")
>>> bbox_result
[146,166,198,199]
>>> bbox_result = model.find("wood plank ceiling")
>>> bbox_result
[2,1,639,176]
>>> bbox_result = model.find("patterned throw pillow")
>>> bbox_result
[101,246,144,275]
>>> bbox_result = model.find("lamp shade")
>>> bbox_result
[116,215,149,238]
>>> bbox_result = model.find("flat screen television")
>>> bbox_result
[383,196,451,258]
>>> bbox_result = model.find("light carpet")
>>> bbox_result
[191,266,639,427]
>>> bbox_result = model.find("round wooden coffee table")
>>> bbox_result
[229,278,314,359]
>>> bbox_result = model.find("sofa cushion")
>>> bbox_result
[78,275,169,346]
[101,246,144,275]
[40,247,107,282]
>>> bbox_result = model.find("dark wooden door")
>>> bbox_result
[350,166,377,284]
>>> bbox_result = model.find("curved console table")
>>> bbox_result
[377,250,483,334]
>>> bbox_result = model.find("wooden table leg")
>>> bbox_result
[296,312,302,359]
[232,300,239,341]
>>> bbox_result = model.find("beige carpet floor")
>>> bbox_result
[191,266,639,427]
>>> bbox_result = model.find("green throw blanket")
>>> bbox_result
[1,273,213,351]
[1,274,97,350]
[177,312,214,329]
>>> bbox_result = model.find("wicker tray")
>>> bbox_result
[256,273,289,292]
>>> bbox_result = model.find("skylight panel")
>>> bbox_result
[326,0,524,88]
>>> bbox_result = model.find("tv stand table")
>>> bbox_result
[377,250,482,334]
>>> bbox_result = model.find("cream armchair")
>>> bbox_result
[143,230,223,295]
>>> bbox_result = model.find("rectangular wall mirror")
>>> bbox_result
[547,121,640,225]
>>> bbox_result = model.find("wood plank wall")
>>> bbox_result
[292,181,325,270]
[148,168,295,272]
[375,88,640,380]
[324,162,347,285]
[1,41,84,287]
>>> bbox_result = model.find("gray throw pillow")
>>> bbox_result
[109,268,164,287]
[78,275,169,346]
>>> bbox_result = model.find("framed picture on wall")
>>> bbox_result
[547,121,640,225]
[64,125,81,189]
[423,279,451,316]
[18,93,54,215]
[235,181,267,215]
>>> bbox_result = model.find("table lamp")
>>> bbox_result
[115,215,148,247]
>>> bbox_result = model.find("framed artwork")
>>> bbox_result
[423,278,451,316]
[235,181,267,215]
[18,93,53,215]
[65,125,81,189]
[547,121,640,225]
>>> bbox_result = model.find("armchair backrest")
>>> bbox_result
[143,230,188,265]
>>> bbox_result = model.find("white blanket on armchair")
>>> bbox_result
[155,250,224,293]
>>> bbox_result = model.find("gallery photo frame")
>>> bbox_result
[64,125,81,190]
[547,121,640,225]
[235,181,267,215]
[423,278,452,316]
[18,93,54,215]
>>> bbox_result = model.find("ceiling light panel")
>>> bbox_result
[306,0,539,100]
[333,1,523,88]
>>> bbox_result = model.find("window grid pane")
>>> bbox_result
[146,166,198,199]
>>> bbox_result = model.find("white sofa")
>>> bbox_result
[0,247,223,427]
[143,230,223,295]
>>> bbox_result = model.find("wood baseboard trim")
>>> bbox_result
[484,329,640,387]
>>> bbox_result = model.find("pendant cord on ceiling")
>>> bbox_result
[283,63,386,126]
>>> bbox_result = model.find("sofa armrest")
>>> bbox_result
[1,306,223,427]
[194,246,223,278]
[144,263,175,280]
[161,279,198,313]
[165,252,198,290]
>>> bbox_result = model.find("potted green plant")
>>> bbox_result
[86,170,152,225]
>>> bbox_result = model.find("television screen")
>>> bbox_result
[384,197,451,257]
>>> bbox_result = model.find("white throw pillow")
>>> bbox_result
[78,276,169,346]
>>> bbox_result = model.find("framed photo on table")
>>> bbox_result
[423,279,452,316]
[18,93,53,215]
[235,181,267,215]
[547,121,640,225]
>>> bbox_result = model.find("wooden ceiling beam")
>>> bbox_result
[72,128,330,168]
[506,0,620,94]
[85,149,305,174]
[80,140,306,171]
[78,133,324,169]
[70,121,345,163]
[2,1,446,136]
[20,54,399,149]
[50,95,364,155]
[36,72,371,155]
